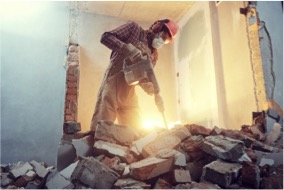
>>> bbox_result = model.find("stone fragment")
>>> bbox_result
[30,160,49,178]
[190,181,221,189]
[9,162,33,179]
[255,150,284,166]
[132,131,158,154]
[245,148,258,162]
[95,120,139,146]
[129,156,174,181]
[94,140,136,164]
[60,161,79,179]
[186,162,203,182]
[142,134,181,157]
[173,169,191,184]
[259,158,274,166]
[250,125,266,141]
[25,178,43,189]
[266,123,282,145]
[72,135,94,157]
[185,124,211,136]
[0,173,13,187]
[201,159,242,188]
[63,121,81,134]
[56,140,77,172]
[252,141,275,152]
[241,161,260,188]
[154,178,173,189]
[156,148,186,167]
[201,135,244,161]
[238,153,252,162]
[170,125,191,141]
[181,135,206,161]
[220,129,246,141]
[260,174,283,189]
[71,157,119,189]
[45,170,74,189]
[113,178,151,189]
[210,126,223,135]
[101,156,120,169]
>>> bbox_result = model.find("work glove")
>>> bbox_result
[155,94,165,113]
[140,82,155,96]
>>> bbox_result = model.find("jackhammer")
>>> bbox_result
[122,45,168,129]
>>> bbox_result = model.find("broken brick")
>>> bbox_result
[266,123,282,145]
[71,157,119,189]
[95,120,139,146]
[113,178,151,189]
[241,161,260,188]
[45,170,74,189]
[201,135,245,161]
[9,162,33,179]
[142,133,181,157]
[30,160,49,179]
[245,148,258,162]
[154,178,173,189]
[56,140,77,172]
[94,140,137,164]
[132,131,158,154]
[250,125,266,141]
[129,156,174,181]
[201,159,242,188]
[210,126,224,136]
[185,124,211,136]
[72,135,94,157]
[260,174,283,189]
[169,125,191,141]
[156,148,186,167]
[181,135,206,161]
[0,173,13,187]
[63,121,81,134]
[172,169,191,184]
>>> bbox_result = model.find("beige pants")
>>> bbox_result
[90,71,142,131]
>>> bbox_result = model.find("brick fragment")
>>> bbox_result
[156,148,186,167]
[242,161,260,188]
[142,133,181,157]
[201,159,242,188]
[220,129,246,141]
[154,178,173,189]
[72,135,94,157]
[14,174,34,188]
[266,123,282,145]
[173,169,191,184]
[45,170,74,189]
[63,121,81,134]
[252,140,275,152]
[250,125,266,141]
[181,135,206,161]
[210,126,223,135]
[186,124,211,136]
[94,140,136,164]
[132,131,157,154]
[186,162,203,182]
[0,173,13,187]
[201,135,244,161]
[95,120,140,146]
[30,160,49,178]
[260,174,283,189]
[245,148,258,162]
[129,156,174,181]
[9,162,33,179]
[169,125,191,141]
[25,178,43,189]
[71,157,119,189]
[113,178,151,189]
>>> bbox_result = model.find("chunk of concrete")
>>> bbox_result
[132,131,158,154]
[201,159,242,188]
[71,157,119,189]
[95,120,140,146]
[113,178,151,189]
[72,135,94,157]
[156,148,186,167]
[60,161,79,179]
[9,162,33,179]
[56,140,77,172]
[142,134,181,157]
[242,161,260,188]
[154,178,173,189]
[259,158,275,167]
[63,121,81,134]
[181,135,206,161]
[169,125,191,141]
[173,169,191,184]
[186,124,211,136]
[94,140,136,164]
[266,123,282,145]
[0,173,13,187]
[129,156,174,181]
[45,170,74,189]
[30,160,49,178]
[201,135,245,161]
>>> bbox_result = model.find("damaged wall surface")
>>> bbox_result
[1,2,69,166]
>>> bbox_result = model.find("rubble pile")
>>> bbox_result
[1,117,283,189]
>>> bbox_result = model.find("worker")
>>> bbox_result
[89,19,179,133]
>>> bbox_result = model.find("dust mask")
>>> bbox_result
[152,33,165,49]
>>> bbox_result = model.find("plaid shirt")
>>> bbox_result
[101,21,158,65]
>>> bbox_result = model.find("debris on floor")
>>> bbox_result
[1,115,283,189]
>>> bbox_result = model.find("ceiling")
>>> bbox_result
[72,1,196,23]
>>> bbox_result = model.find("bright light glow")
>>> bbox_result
[168,121,182,129]
[143,120,164,129]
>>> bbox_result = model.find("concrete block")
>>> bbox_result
[142,134,181,157]
[45,170,74,189]
[63,121,81,134]
[190,181,221,189]
[71,157,119,189]
[72,135,94,157]
[266,123,282,145]
[186,124,211,136]
[242,161,260,188]
[9,162,33,179]
[156,148,186,167]
[173,169,191,184]
[60,161,79,179]
[129,156,174,181]
[154,178,173,189]
[201,135,245,161]
[181,135,206,161]
[113,178,151,189]
[95,120,140,146]
[132,131,158,154]
[56,140,77,172]
[0,173,13,187]
[30,160,49,178]
[94,140,137,164]
[201,159,242,188]
[169,125,191,141]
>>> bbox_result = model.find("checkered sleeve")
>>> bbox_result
[100,21,140,51]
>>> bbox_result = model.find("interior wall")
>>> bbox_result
[175,1,258,129]
[77,13,177,131]
[0,2,69,166]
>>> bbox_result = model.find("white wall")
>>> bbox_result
[1,2,69,166]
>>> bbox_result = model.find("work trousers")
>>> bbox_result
[90,70,142,131]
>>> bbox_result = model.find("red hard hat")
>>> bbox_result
[164,20,179,39]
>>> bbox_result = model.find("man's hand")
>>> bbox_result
[140,82,155,95]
